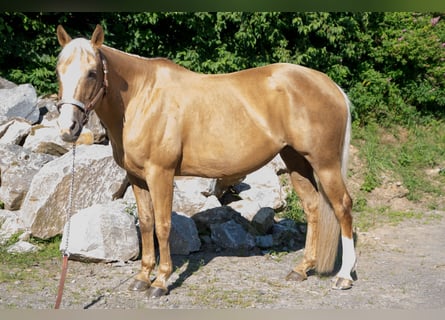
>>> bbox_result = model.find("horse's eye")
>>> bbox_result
[87,70,97,79]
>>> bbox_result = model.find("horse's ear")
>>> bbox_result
[57,25,72,47]
[91,24,104,48]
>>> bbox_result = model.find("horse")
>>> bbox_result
[55,24,356,298]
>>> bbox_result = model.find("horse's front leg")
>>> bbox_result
[145,166,175,298]
[128,178,156,292]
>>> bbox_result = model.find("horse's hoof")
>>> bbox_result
[128,279,150,292]
[285,270,307,282]
[331,277,353,290]
[146,286,168,298]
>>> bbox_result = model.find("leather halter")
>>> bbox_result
[57,50,109,117]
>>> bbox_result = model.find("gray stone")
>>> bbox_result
[0,77,17,89]
[228,199,262,221]
[173,177,215,216]
[199,195,221,211]
[23,120,94,156]
[170,212,201,255]
[202,177,245,198]
[251,207,275,235]
[20,144,128,239]
[7,240,39,253]
[192,205,257,236]
[0,84,39,124]
[0,209,26,245]
[60,200,139,263]
[268,155,288,174]
[0,119,32,145]
[255,234,274,249]
[85,111,108,144]
[236,164,286,211]
[271,219,305,249]
[210,220,255,250]
[0,144,56,210]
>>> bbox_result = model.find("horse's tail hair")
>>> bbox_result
[315,86,351,274]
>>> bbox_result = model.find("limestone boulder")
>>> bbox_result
[23,120,94,156]
[0,144,56,210]
[85,111,108,144]
[7,240,39,254]
[0,77,17,89]
[0,84,39,124]
[173,177,216,216]
[60,200,139,262]
[20,144,128,239]
[235,164,286,211]
[0,119,32,145]
[0,209,26,245]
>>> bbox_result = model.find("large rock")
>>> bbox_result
[251,207,275,235]
[228,199,262,221]
[235,164,286,211]
[271,219,305,250]
[0,144,56,210]
[0,119,32,145]
[172,177,214,216]
[23,120,94,156]
[85,111,108,144]
[20,144,128,239]
[124,177,223,216]
[192,205,257,236]
[170,212,201,255]
[0,209,26,245]
[210,220,255,250]
[60,200,139,262]
[0,84,39,124]
[7,240,39,254]
[0,77,17,89]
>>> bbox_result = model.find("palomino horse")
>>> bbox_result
[56,25,356,297]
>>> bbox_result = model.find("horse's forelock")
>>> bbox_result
[58,38,96,65]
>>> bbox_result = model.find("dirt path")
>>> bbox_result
[1,210,444,309]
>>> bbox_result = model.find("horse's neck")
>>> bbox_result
[96,46,154,167]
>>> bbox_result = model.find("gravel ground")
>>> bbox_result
[1,210,444,309]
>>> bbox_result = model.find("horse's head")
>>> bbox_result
[56,24,107,142]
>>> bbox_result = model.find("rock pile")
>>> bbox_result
[0,78,306,262]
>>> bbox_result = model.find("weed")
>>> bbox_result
[353,119,445,201]
[354,206,442,232]
[278,189,306,224]
[0,234,61,271]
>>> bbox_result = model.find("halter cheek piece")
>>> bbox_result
[57,51,109,124]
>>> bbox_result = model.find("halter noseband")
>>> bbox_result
[57,51,109,117]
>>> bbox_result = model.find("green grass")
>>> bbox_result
[353,119,445,201]
[0,233,62,283]
[354,207,443,232]
[280,119,445,232]
[278,188,306,224]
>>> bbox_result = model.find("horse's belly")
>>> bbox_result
[178,137,283,178]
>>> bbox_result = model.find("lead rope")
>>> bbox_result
[55,142,76,309]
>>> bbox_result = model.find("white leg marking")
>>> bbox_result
[336,236,356,280]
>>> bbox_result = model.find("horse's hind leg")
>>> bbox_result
[316,167,356,290]
[280,147,320,281]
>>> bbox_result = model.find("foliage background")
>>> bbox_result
[0,12,444,126]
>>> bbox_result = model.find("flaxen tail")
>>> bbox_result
[315,87,351,274]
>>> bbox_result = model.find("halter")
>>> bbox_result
[57,50,109,118]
